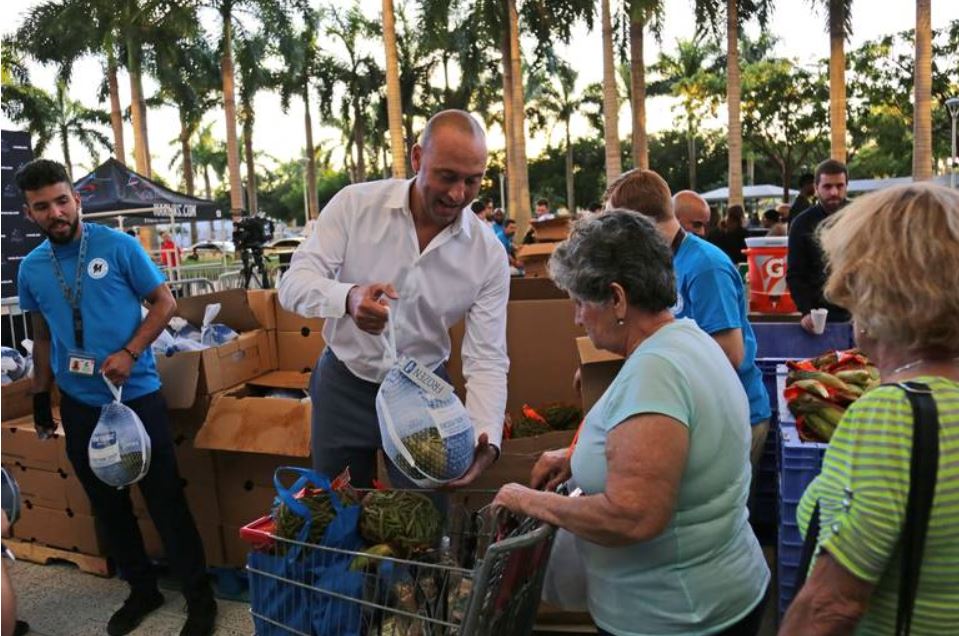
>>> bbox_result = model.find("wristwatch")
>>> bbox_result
[122,346,139,362]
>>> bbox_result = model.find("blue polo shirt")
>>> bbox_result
[18,223,165,406]
[671,234,771,425]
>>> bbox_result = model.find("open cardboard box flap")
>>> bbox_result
[174,288,261,333]
[517,242,558,259]
[194,373,311,457]
[576,336,623,364]
[577,336,624,413]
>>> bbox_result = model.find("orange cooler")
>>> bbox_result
[744,237,797,314]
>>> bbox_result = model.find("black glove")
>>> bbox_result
[32,392,56,439]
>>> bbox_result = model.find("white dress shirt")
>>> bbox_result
[278,178,510,448]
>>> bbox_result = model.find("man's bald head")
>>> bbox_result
[673,190,711,237]
[419,109,486,150]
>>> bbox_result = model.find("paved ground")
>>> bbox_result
[7,560,252,635]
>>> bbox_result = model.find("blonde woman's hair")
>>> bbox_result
[819,182,959,354]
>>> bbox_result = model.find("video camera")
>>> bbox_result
[232,215,275,250]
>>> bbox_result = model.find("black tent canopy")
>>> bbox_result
[74,158,223,226]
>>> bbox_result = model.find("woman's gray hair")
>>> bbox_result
[549,209,677,312]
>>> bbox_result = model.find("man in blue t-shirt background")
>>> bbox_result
[604,170,772,468]
[15,160,216,636]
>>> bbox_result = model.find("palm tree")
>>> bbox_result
[175,123,228,201]
[505,0,532,229]
[601,0,622,182]
[912,0,933,180]
[627,1,664,171]
[235,33,275,213]
[151,33,220,196]
[527,60,582,213]
[807,0,853,163]
[382,0,406,178]
[650,37,722,190]
[2,79,111,179]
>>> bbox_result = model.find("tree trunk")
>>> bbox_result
[726,0,744,206]
[629,11,648,170]
[60,126,73,181]
[601,0,622,182]
[912,0,933,180]
[500,19,518,221]
[383,0,406,179]
[179,114,195,196]
[687,129,697,191]
[243,109,257,214]
[203,165,212,201]
[354,100,367,182]
[783,161,792,203]
[565,119,575,214]
[220,15,244,215]
[303,88,319,219]
[106,54,125,164]
[507,0,532,232]
[127,40,151,177]
[828,0,847,163]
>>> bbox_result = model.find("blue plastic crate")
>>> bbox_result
[779,421,827,500]
[752,322,854,359]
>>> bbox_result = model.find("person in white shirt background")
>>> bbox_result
[278,109,509,488]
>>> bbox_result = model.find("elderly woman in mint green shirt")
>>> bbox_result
[493,210,769,636]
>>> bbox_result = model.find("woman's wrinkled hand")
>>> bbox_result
[493,482,533,515]
[530,449,572,491]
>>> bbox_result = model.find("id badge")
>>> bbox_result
[67,350,96,376]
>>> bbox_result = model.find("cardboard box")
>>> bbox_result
[509,277,568,301]
[1,380,60,422]
[1,412,68,472]
[276,330,325,372]
[470,430,577,489]
[516,243,557,278]
[157,289,273,409]
[213,451,311,490]
[171,434,217,486]
[14,504,105,555]
[530,216,571,242]
[220,524,249,568]
[246,289,277,330]
[576,337,624,413]
[215,476,279,526]
[195,371,312,458]
[10,464,69,510]
[64,472,93,516]
[275,301,325,335]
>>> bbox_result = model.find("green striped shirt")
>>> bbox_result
[798,376,959,635]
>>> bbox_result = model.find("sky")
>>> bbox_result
[3,0,957,187]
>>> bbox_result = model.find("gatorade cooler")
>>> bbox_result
[744,237,797,314]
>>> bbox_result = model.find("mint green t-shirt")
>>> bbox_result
[570,319,769,635]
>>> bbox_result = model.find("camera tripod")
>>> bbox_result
[239,245,271,289]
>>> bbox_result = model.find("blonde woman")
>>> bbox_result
[781,183,959,634]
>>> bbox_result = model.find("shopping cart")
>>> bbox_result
[243,488,559,636]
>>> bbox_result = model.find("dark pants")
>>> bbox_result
[60,390,211,603]
[595,585,769,636]
[310,349,450,489]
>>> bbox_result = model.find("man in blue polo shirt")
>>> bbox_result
[604,170,771,466]
[15,160,215,636]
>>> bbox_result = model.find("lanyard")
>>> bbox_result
[48,223,89,349]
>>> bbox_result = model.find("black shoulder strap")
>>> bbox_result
[896,381,939,636]
[794,500,820,591]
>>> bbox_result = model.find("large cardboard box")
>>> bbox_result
[1,381,60,424]
[576,337,624,413]
[215,474,279,527]
[10,464,69,510]
[246,289,277,330]
[530,216,571,242]
[276,330,325,372]
[470,430,577,489]
[195,371,312,458]
[1,412,68,472]
[516,243,557,278]
[14,504,105,555]
[509,277,568,301]
[157,289,273,409]
[275,301,325,334]
[220,523,249,567]
[64,472,93,515]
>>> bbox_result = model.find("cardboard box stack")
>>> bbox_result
[2,410,106,556]
[516,216,572,278]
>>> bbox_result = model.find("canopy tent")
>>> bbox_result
[700,184,798,202]
[847,174,956,193]
[74,158,224,227]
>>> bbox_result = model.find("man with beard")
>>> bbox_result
[786,159,852,332]
[278,110,508,488]
[14,160,215,636]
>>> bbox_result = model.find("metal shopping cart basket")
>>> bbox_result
[242,488,559,636]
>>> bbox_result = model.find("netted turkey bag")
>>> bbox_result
[376,365,474,487]
[88,401,152,488]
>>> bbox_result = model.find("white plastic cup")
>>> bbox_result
[811,308,828,335]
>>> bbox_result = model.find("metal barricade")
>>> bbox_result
[246,491,558,636]
[167,277,216,298]
[1,297,32,350]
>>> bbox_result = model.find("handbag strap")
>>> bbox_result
[896,381,939,636]
[791,381,939,636]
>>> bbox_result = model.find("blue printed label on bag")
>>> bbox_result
[89,430,121,468]
[399,357,452,398]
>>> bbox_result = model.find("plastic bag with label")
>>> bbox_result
[200,303,238,346]
[1,346,27,384]
[88,376,152,488]
[375,312,475,487]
